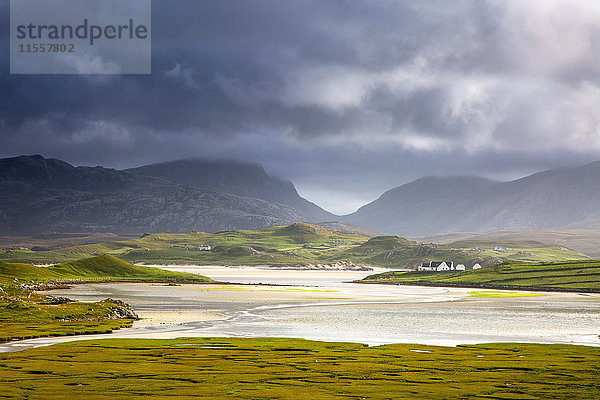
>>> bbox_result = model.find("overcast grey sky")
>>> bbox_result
[2,0,600,214]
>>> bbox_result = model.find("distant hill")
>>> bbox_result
[0,223,586,268]
[343,161,600,236]
[0,155,331,235]
[126,159,333,222]
[0,254,211,282]
[315,221,383,237]
[416,230,600,258]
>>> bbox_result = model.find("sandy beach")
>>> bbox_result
[134,310,227,327]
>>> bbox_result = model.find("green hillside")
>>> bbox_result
[0,255,211,283]
[362,260,600,292]
[0,223,589,268]
[0,262,57,281]
[447,240,589,263]
[327,236,478,268]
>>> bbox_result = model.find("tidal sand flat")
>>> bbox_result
[2,266,596,353]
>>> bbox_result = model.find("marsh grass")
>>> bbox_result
[0,285,135,343]
[0,337,598,399]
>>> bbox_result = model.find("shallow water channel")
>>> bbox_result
[1,266,599,352]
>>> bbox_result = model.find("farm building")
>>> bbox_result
[188,245,211,251]
[418,261,455,271]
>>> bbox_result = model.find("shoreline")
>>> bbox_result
[136,263,378,271]
[4,284,599,351]
[25,265,598,294]
[33,262,593,294]
[2,276,596,351]
[357,280,600,294]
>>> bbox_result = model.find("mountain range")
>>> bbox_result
[2,154,600,237]
[343,161,600,236]
[125,159,332,222]
[0,155,333,235]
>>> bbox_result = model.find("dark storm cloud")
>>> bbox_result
[2,0,600,213]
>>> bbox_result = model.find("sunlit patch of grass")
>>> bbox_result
[0,337,598,399]
[364,260,600,292]
[2,223,586,269]
[0,286,136,343]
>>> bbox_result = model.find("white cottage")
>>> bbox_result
[418,261,455,271]
[436,262,451,271]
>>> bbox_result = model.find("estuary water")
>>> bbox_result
[1,266,599,352]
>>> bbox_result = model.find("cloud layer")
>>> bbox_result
[2,0,600,213]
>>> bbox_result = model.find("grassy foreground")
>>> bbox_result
[362,260,600,292]
[0,337,598,399]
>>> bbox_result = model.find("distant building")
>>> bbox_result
[494,246,504,251]
[188,245,211,251]
[418,261,455,272]
[455,264,466,271]
[472,263,482,270]
[418,262,437,271]
[435,262,451,271]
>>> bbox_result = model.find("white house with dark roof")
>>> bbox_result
[418,261,455,271]
[418,262,436,271]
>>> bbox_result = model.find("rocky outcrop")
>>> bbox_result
[302,261,372,271]
[104,299,139,320]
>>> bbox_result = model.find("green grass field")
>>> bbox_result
[0,223,588,269]
[0,337,598,399]
[362,260,600,292]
